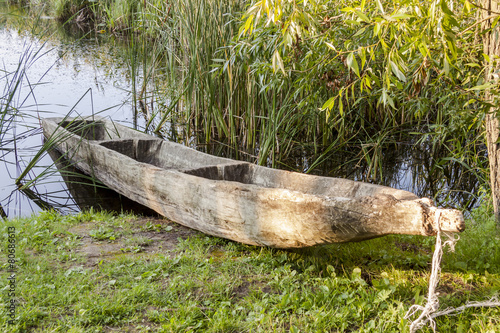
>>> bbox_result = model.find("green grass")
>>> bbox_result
[0,207,499,332]
[4,0,488,195]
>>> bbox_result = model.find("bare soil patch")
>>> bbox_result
[68,217,202,266]
[231,278,275,300]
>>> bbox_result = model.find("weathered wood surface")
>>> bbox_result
[47,147,158,215]
[42,117,465,248]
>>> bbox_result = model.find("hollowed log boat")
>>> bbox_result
[42,117,465,248]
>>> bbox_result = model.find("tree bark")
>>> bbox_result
[482,0,500,225]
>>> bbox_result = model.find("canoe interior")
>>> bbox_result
[60,119,420,201]
[59,120,118,141]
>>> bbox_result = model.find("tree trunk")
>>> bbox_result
[482,0,500,225]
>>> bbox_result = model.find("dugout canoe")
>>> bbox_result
[42,117,465,248]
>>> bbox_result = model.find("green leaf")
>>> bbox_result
[338,90,344,117]
[359,48,366,68]
[380,89,395,109]
[465,63,480,68]
[243,15,254,34]
[272,50,286,75]
[355,10,369,23]
[353,27,366,37]
[345,19,361,26]
[321,97,335,111]
[325,42,337,52]
[417,40,431,58]
[346,52,360,77]
[440,0,454,16]
[390,60,406,82]
[467,83,496,91]
[387,95,395,109]
[464,98,476,107]
[464,0,471,12]
[492,15,500,29]
[382,15,396,22]
[390,13,412,20]
[443,55,450,75]
[364,76,372,89]
[376,0,385,14]
[380,39,389,50]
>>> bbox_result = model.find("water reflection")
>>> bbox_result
[0,4,147,216]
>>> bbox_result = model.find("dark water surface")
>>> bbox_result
[0,5,484,217]
[0,7,148,216]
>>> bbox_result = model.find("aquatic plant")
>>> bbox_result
[0,40,47,215]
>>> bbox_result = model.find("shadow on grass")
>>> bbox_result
[213,207,500,279]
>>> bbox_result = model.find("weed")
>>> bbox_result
[141,221,173,233]
[88,226,120,241]
[0,209,499,331]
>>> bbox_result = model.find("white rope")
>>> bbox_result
[405,210,500,332]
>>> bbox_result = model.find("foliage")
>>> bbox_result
[5,0,491,189]
[241,0,487,138]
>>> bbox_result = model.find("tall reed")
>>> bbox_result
[9,1,478,158]
[0,40,55,215]
[133,0,323,166]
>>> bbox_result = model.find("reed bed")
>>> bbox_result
[8,0,485,158]
[5,0,368,166]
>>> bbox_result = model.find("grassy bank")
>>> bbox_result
[0,208,499,332]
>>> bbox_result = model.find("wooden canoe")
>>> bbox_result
[42,117,465,248]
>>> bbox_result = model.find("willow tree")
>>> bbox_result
[238,0,488,204]
[482,0,500,225]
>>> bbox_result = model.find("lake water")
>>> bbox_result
[0,8,147,216]
[0,6,484,217]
